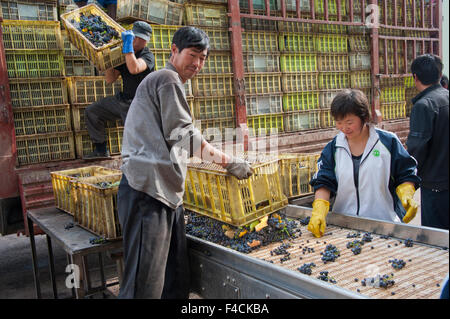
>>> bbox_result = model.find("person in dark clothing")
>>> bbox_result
[441,74,449,90]
[406,54,449,230]
[83,21,155,159]
[73,0,117,20]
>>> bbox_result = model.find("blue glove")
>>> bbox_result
[122,30,135,54]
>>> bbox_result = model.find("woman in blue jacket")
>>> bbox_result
[308,89,421,237]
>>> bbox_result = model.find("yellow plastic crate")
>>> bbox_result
[246,94,283,116]
[247,113,284,137]
[67,76,123,104]
[278,153,320,199]
[116,0,183,25]
[193,96,234,120]
[72,174,122,239]
[1,20,62,50]
[241,31,278,52]
[283,92,320,112]
[192,73,234,97]
[245,73,282,95]
[348,35,370,52]
[64,58,96,76]
[13,104,71,136]
[283,110,321,132]
[5,50,64,79]
[316,23,348,34]
[318,72,350,90]
[380,102,407,121]
[0,0,57,21]
[184,3,228,27]
[278,33,315,52]
[275,0,311,11]
[380,86,406,104]
[277,13,315,33]
[317,54,349,72]
[314,0,347,16]
[350,70,372,88]
[152,49,170,70]
[184,157,288,226]
[200,51,233,74]
[318,90,340,109]
[349,53,371,70]
[62,29,84,57]
[15,131,75,166]
[74,128,123,158]
[315,34,348,53]
[195,117,236,142]
[320,108,336,128]
[51,165,122,215]
[244,53,280,73]
[240,9,278,31]
[280,53,317,72]
[60,3,126,72]
[282,72,318,92]
[8,77,68,107]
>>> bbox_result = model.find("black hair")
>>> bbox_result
[440,74,449,89]
[410,54,443,85]
[331,89,372,123]
[171,26,210,55]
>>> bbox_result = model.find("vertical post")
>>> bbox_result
[370,0,382,123]
[434,0,442,57]
[0,16,19,199]
[229,0,248,151]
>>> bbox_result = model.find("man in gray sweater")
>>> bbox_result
[117,26,253,298]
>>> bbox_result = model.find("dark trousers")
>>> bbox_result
[85,94,130,144]
[420,187,449,230]
[117,174,190,299]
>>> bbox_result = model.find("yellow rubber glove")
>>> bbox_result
[307,199,330,238]
[396,183,418,223]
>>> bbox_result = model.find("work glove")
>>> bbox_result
[307,199,330,238]
[225,157,254,180]
[396,183,418,223]
[121,30,135,54]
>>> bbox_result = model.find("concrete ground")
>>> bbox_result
[0,191,423,299]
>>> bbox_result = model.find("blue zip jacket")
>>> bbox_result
[310,125,421,222]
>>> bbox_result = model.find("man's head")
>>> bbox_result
[132,21,152,52]
[169,27,210,83]
[410,54,443,91]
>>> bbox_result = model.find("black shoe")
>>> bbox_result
[83,149,111,160]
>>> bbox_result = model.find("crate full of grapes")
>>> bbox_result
[60,3,126,72]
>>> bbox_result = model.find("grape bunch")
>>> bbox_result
[320,244,340,263]
[404,238,414,247]
[361,274,395,288]
[347,232,361,238]
[389,258,406,269]
[317,271,337,284]
[362,232,373,242]
[71,13,119,48]
[299,216,310,226]
[297,262,316,275]
[346,240,364,255]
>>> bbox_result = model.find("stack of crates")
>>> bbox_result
[379,77,407,121]
[184,0,235,140]
[1,0,77,166]
[404,75,418,117]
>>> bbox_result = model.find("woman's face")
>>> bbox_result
[335,113,365,139]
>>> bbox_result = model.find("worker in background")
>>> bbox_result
[83,21,155,159]
[117,26,253,298]
[441,74,449,90]
[406,54,449,230]
[73,0,117,20]
[307,89,421,238]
